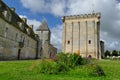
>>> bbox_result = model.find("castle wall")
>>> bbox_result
[49,44,57,59]
[0,13,37,60]
[80,21,87,56]
[62,13,101,59]
[65,22,73,53]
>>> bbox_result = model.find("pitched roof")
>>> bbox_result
[36,19,50,31]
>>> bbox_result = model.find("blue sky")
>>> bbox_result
[3,0,62,28]
[3,0,120,51]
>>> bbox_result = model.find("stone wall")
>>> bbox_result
[36,20,57,59]
[62,13,102,59]
[0,1,39,60]
[100,41,104,58]
[0,18,38,60]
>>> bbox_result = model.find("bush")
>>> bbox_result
[37,53,88,74]
[89,64,105,77]
[68,53,83,67]
[55,52,68,65]
[56,62,69,73]
[81,58,89,65]
[39,60,57,74]
[55,53,84,68]
[38,59,69,74]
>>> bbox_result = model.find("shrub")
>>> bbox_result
[39,60,57,74]
[56,62,69,73]
[55,53,85,68]
[38,59,69,74]
[38,53,88,74]
[89,64,105,77]
[81,58,89,65]
[55,52,68,65]
[68,53,83,67]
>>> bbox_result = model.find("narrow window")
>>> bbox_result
[4,27,8,38]
[67,40,70,44]
[89,40,91,44]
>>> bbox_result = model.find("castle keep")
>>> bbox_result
[0,1,57,60]
[62,13,104,59]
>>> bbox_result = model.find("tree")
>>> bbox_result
[112,50,118,57]
[104,50,110,57]
[118,51,120,56]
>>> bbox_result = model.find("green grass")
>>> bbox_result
[0,60,120,80]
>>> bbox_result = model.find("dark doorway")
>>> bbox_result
[88,55,92,59]
[18,49,21,60]
[50,52,52,58]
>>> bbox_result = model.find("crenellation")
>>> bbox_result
[63,13,101,21]
[96,12,101,18]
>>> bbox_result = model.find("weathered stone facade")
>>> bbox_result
[100,41,104,58]
[62,13,103,59]
[0,1,57,60]
[36,20,57,59]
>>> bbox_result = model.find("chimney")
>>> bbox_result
[10,7,15,12]
[22,17,27,23]
[29,25,33,30]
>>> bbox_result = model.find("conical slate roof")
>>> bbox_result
[36,20,50,31]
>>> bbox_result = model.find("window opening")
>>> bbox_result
[89,40,91,44]
[67,40,70,44]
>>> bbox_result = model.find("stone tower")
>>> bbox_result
[36,20,57,59]
[36,20,51,58]
[62,13,101,59]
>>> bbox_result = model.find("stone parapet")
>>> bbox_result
[62,13,101,22]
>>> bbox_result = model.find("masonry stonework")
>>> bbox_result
[62,13,103,59]
[36,20,57,59]
[0,0,57,60]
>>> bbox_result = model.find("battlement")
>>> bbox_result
[62,13,101,22]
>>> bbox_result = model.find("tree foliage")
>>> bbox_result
[112,50,118,56]
[104,50,110,57]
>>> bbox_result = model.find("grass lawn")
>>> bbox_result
[0,59,120,80]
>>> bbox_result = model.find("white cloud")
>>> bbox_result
[20,0,66,16]
[50,25,62,52]
[20,0,120,51]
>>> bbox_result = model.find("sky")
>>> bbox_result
[3,0,120,52]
